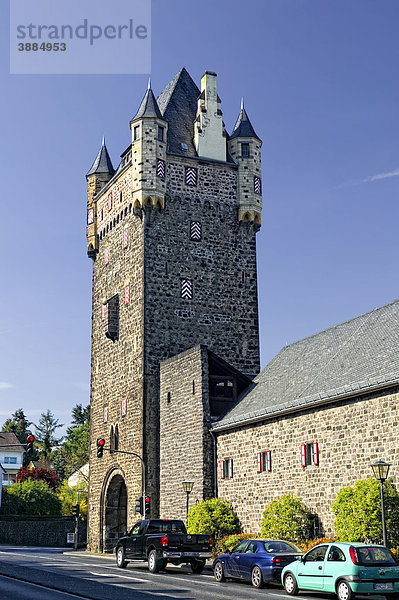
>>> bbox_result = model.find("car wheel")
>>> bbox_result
[214,561,225,582]
[116,546,128,569]
[251,566,265,588]
[336,580,353,600]
[190,559,205,574]
[148,549,162,573]
[284,572,299,595]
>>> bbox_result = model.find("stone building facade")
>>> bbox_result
[86,68,263,550]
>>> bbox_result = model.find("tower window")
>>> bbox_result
[241,143,250,157]
[134,125,140,140]
[185,166,197,187]
[190,221,202,241]
[157,126,164,141]
[108,193,113,211]
[157,159,165,179]
[104,295,119,341]
[181,279,193,300]
[167,392,171,403]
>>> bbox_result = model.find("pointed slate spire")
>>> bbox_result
[131,84,163,122]
[229,103,260,140]
[87,138,115,177]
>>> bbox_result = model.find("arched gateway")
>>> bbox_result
[101,470,127,552]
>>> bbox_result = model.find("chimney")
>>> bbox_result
[194,71,226,162]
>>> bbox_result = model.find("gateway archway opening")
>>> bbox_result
[104,474,127,551]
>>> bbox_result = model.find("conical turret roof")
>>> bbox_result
[86,138,115,177]
[229,103,260,140]
[131,83,163,122]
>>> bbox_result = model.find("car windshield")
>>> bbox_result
[147,520,186,534]
[262,541,302,553]
[355,546,396,566]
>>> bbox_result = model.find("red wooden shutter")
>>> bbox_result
[266,450,271,472]
[220,460,225,479]
[229,458,233,478]
[312,442,319,465]
[300,444,306,467]
[257,452,262,473]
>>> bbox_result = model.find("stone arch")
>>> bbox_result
[100,468,127,552]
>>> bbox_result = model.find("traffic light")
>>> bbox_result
[72,504,80,518]
[144,496,151,517]
[96,438,105,458]
[26,434,35,454]
[135,497,143,514]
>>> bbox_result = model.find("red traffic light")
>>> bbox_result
[27,435,35,443]
[145,497,150,503]
[98,438,105,447]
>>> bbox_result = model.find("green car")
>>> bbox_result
[281,542,399,600]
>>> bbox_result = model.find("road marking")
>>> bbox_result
[89,571,148,582]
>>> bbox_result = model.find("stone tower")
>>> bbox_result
[86,68,262,550]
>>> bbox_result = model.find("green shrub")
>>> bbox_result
[187,498,240,540]
[333,478,399,547]
[1,480,62,516]
[213,532,258,558]
[260,494,313,542]
[57,480,88,521]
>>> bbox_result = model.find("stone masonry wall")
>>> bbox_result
[159,346,213,520]
[88,201,145,551]
[216,387,399,536]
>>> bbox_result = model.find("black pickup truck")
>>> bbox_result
[115,519,212,573]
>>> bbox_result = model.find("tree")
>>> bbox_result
[16,466,60,491]
[57,404,90,479]
[0,480,61,516]
[2,408,37,465]
[187,498,240,539]
[260,494,313,542]
[57,480,88,521]
[333,478,399,546]
[34,410,64,460]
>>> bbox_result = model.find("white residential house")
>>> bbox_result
[0,432,25,487]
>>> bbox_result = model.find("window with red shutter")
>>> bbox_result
[312,442,319,465]
[220,460,225,480]
[257,452,262,473]
[228,458,233,479]
[301,444,307,467]
[266,450,271,472]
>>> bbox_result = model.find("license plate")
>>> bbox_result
[374,583,393,590]
[182,552,199,557]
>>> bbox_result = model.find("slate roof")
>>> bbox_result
[213,300,399,431]
[229,105,260,140]
[157,67,200,157]
[87,140,115,177]
[0,432,25,453]
[131,87,163,122]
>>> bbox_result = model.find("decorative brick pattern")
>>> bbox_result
[185,166,197,186]
[103,406,108,423]
[157,159,165,179]
[87,208,94,224]
[123,229,128,249]
[104,248,109,265]
[124,285,130,305]
[190,221,201,241]
[254,176,262,195]
[181,279,193,300]
[121,398,127,417]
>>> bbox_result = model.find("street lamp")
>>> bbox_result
[182,480,194,521]
[371,460,391,547]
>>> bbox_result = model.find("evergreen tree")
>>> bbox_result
[2,408,32,444]
[34,410,64,460]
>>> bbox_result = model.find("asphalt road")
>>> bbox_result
[0,546,388,600]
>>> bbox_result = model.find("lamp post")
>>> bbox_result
[182,480,194,522]
[371,460,391,547]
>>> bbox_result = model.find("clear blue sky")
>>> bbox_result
[1,0,398,434]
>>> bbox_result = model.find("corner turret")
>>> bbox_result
[86,138,115,258]
[130,80,168,211]
[228,100,262,226]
